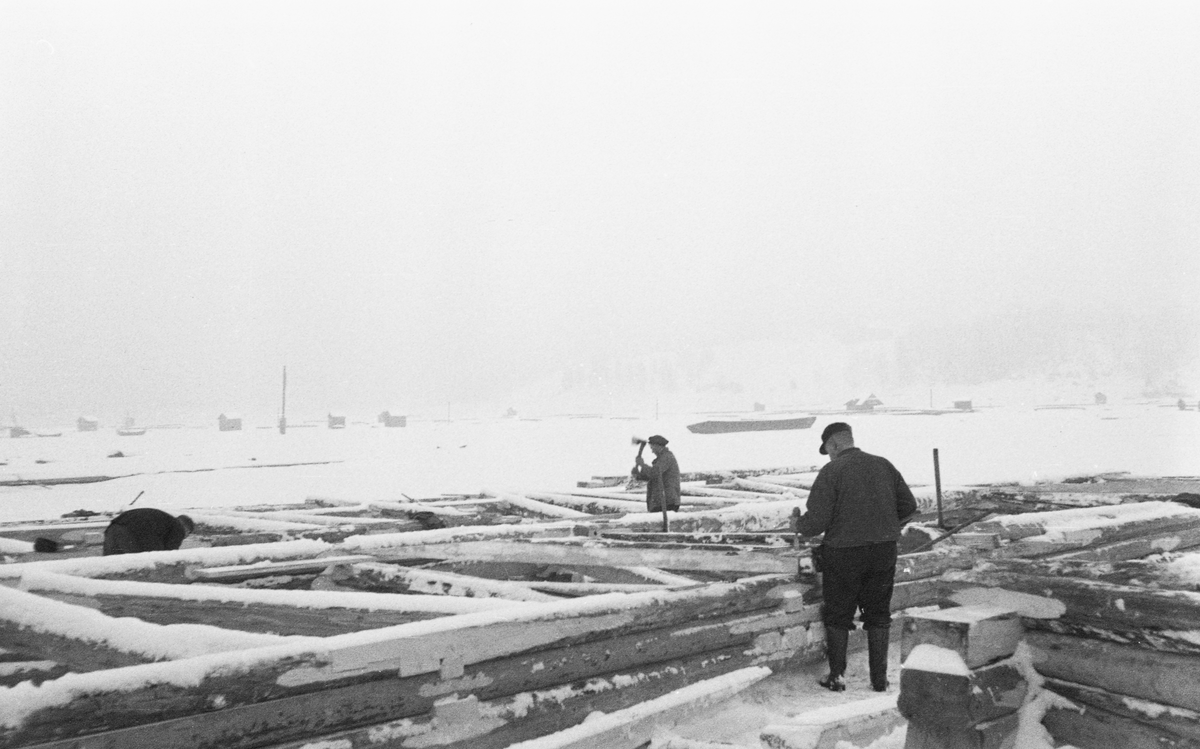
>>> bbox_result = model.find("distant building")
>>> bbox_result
[1094,392,1107,405]
[218,413,243,431]
[77,416,99,432]
[954,400,973,411]
[752,402,766,412]
[327,413,346,429]
[378,411,407,428]
[9,426,30,438]
[846,394,883,412]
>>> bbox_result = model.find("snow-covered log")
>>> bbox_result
[323,562,559,602]
[1026,631,1200,714]
[374,538,798,575]
[0,577,797,748]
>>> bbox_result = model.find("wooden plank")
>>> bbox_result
[1026,631,1200,713]
[381,539,797,574]
[0,577,795,749]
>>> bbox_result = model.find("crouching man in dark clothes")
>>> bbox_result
[632,435,681,512]
[795,422,917,692]
[103,508,195,555]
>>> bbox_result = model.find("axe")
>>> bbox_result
[631,435,648,461]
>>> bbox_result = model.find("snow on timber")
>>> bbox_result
[0,578,772,729]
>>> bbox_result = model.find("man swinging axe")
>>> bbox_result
[631,435,681,529]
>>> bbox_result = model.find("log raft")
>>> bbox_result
[3,471,1200,748]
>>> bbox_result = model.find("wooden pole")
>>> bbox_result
[933,448,944,528]
[279,366,287,435]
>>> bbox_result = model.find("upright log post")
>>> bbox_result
[933,448,944,528]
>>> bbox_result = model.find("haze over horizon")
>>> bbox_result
[3,2,1198,425]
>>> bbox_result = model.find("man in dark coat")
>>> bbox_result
[632,435,681,512]
[795,422,917,692]
[103,508,195,555]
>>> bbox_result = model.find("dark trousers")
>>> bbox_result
[820,541,897,631]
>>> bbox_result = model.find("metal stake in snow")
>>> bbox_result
[933,448,944,527]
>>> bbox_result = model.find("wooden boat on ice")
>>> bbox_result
[687,414,816,434]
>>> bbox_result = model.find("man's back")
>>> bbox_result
[799,448,916,547]
[106,508,187,554]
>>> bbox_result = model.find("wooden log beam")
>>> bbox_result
[185,554,381,582]
[1026,631,1200,713]
[380,539,798,575]
[898,654,1026,731]
[679,485,779,501]
[1042,678,1200,745]
[0,577,797,749]
[495,493,592,519]
[264,665,779,749]
[494,491,645,514]
[0,585,299,672]
[621,567,702,586]
[36,591,445,636]
[969,503,1200,543]
[0,539,338,584]
[895,547,977,583]
[585,530,795,548]
[945,566,1200,632]
[1042,690,1199,749]
[0,659,66,687]
[746,476,815,490]
[1049,523,1200,562]
[727,478,799,495]
[324,562,560,602]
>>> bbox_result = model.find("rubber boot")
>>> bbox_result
[867,627,890,692]
[818,627,848,692]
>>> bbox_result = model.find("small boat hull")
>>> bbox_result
[686,416,816,434]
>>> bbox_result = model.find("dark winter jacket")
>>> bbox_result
[796,447,917,547]
[635,448,681,512]
[104,508,189,553]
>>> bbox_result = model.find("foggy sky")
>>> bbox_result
[3,2,1199,423]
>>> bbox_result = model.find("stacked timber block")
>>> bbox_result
[897,605,1026,749]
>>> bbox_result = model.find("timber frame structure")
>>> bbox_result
[0,470,1199,748]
